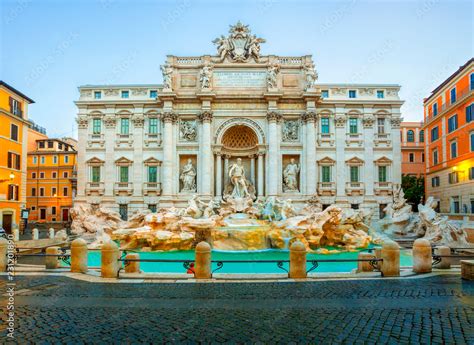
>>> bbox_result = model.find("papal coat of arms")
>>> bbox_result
[213,21,266,62]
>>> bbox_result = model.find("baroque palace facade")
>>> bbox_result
[75,23,403,220]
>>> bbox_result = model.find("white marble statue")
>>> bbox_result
[212,35,231,62]
[200,63,213,89]
[229,158,250,198]
[180,159,196,192]
[283,159,300,192]
[304,63,318,91]
[179,120,197,141]
[160,63,173,90]
[267,64,279,89]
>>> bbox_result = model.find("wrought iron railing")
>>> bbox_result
[13,248,71,266]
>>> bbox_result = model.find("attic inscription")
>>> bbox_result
[213,70,266,87]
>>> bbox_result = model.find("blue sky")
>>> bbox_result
[1,0,472,138]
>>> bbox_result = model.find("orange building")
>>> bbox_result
[26,137,77,224]
[423,58,474,214]
[0,81,34,233]
[401,121,425,177]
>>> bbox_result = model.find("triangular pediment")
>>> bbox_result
[318,156,336,165]
[374,156,392,165]
[143,157,162,166]
[345,157,364,165]
[115,156,133,165]
[86,157,105,165]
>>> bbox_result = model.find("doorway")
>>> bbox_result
[39,208,47,220]
[2,214,12,234]
[62,208,69,222]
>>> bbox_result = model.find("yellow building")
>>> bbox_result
[27,137,77,224]
[0,81,34,233]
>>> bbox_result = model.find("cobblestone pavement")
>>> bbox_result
[1,275,473,343]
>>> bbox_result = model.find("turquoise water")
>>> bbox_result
[86,248,413,274]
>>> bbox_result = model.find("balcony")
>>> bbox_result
[374,132,391,148]
[317,133,335,146]
[317,182,336,196]
[143,182,162,196]
[345,133,363,147]
[87,133,105,148]
[374,181,393,196]
[85,182,105,196]
[345,181,365,196]
[115,133,134,148]
[144,133,162,147]
[114,182,133,195]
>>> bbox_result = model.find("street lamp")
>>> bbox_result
[0,173,15,183]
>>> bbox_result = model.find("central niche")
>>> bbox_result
[221,125,258,151]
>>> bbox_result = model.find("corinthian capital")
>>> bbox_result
[390,117,402,128]
[199,110,213,122]
[103,116,116,128]
[162,111,178,123]
[301,111,317,123]
[362,115,375,128]
[131,115,145,128]
[334,114,347,128]
[76,116,88,129]
[266,111,282,122]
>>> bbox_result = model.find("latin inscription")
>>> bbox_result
[214,70,266,87]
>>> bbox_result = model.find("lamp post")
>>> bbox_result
[0,173,15,183]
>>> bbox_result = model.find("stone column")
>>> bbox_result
[45,246,60,269]
[101,241,120,278]
[195,241,211,279]
[224,155,230,188]
[391,117,402,185]
[289,241,307,279]
[71,238,88,273]
[380,241,400,277]
[363,113,375,197]
[215,153,222,198]
[257,153,264,197]
[199,111,213,197]
[267,111,281,196]
[132,112,145,198]
[103,110,117,198]
[412,239,432,274]
[161,112,177,197]
[334,113,347,200]
[75,114,88,201]
[250,155,255,185]
[304,112,317,196]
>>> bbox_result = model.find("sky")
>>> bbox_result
[1,0,473,139]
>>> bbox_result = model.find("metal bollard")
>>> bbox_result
[412,239,432,274]
[101,241,120,278]
[195,241,211,279]
[380,241,400,277]
[71,238,88,273]
[45,246,61,269]
[289,241,307,279]
[124,253,140,273]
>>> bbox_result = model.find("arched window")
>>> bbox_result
[407,130,415,142]
[419,130,424,142]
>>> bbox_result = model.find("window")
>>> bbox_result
[348,90,357,98]
[448,172,458,184]
[433,149,439,165]
[39,187,45,196]
[321,118,330,134]
[431,127,439,141]
[377,118,385,134]
[39,172,45,179]
[422,153,425,162]
[7,152,20,170]
[63,171,69,178]
[52,187,57,196]
[52,172,57,179]
[377,90,384,99]
[148,204,157,213]
[448,114,458,133]
[47,141,53,148]
[466,104,473,123]
[451,196,460,213]
[149,118,158,134]
[63,187,68,196]
[450,141,457,159]
[58,143,63,150]
[471,73,474,91]
[407,130,414,142]
[431,176,440,187]
[419,130,424,142]
[349,118,358,134]
[32,172,36,179]
[53,155,58,164]
[150,90,157,98]
[471,132,474,152]
[350,166,359,182]
[91,166,101,182]
[31,188,36,196]
[470,167,474,180]
[471,198,474,214]
[409,153,414,162]
[148,166,157,183]
[40,156,45,164]
[92,118,101,134]
[321,166,331,182]
[450,87,456,104]
[121,90,129,98]
[120,118,129,135]
[64,155,69,164]
[52,206,56,215]
[94,91,102,99]
[321,90,329,98]
[39,141,45,148]
[120,166,129,183]
[9,97,22,116]
[432,103,438,117]
[351,204,359,210]
[10,124,18,141]
[119,204,128,220]
[33,156,37,164]
[39,208,46,220]
[7,185,18,200]
[378,166,387,182]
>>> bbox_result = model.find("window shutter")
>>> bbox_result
[15,185,19,200]
[7,153,12,168]
[15,154,21,170]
